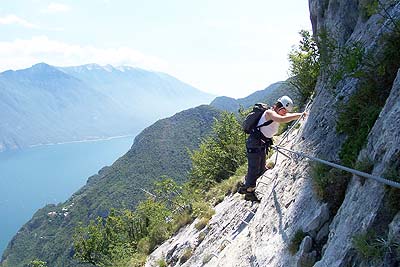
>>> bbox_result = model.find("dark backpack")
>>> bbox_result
[242,103,273,134]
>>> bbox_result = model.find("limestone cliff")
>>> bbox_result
[146,1,400,266]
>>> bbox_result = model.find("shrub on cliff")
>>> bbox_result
[189,111,246,189]
[288,30,320,105]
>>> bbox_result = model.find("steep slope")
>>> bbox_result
[307,1,400,266]
[146,1,400,266]
[146,74,400,267]
[210,81,299,112]
[0,105,221,267]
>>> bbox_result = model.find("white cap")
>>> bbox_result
[277,96,294,111]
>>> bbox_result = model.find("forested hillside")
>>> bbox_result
[0,105,221,267]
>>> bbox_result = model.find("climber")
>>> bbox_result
[238,96,307,202]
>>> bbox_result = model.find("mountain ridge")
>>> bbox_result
[0,63,215,152]
[210,81,299,112]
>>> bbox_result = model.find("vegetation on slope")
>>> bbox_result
[71,112,246,266]
[0,105,221,267]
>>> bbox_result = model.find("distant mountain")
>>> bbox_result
[0,63,137,151]
[210,81,299,112]
[0,63,215,152]
[59,64,215,124]
[1,105,221,267]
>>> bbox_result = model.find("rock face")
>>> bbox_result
[146,1,400,266]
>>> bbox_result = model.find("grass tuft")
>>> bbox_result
[288,229,307,255]
[311,163,351,214]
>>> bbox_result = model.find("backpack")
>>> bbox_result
[242,103,273,134]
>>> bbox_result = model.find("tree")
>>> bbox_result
[288,30,320,104]
[189,112,246,189]
[135,199,172,249]
[73,217,111,266]
[73,211,135,267]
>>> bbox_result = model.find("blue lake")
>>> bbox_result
[0,135,136,256]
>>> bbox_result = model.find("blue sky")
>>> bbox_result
[0,1,311,98]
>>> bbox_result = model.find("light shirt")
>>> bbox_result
[257,110,279,138]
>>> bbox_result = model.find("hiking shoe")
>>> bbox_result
[237,184,249,194]
[245,191,260,203]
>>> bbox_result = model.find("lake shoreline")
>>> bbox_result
[29,134,136,147]
[0,135,136,154]
[0,135,136,257]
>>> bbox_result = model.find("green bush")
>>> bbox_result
[73,201,172,266]
[148,224,171,250]
[189,112,246,189]
[330,42,365,86]
[157,258,167,267]
[179,248,193,264]
[311,163,350,214]
[137,239,151,255]
[195,217,210,231]
[288,30,320,104]
[336,80,384,167]
[311,162,332,200]
[355,157,374,173]
[153,177,191,211]
[354,156,375,184]
[29,260,47,267]
[353,230,400,265]
[173,211,194,233]
[135,199,173,246]
[127,253,147,267]
[205,164,247,205]
[336,19,400,169]
[288,230,307,255]
[353,231,382,263]
[192,201,215,220]
[359,0,400,31]
[73,217,114,266]
[384,164,400,213]
[317,29,367,89]
[197,231,207,244]
[202,254,213,264]
[360,0,380,20]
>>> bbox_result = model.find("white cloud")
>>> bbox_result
[0,36,169,72]
[0,14,39,28]
[42,3,71,13]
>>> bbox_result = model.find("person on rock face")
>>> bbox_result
[238,96,307,202]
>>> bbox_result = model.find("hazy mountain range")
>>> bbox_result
[0,63,215,152]
[210,81,299,112]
